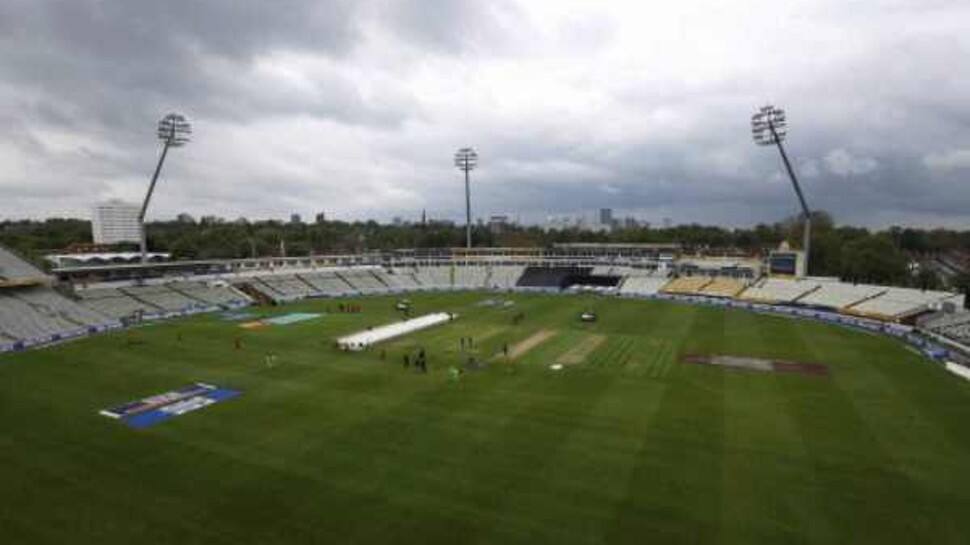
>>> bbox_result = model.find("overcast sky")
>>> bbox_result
[2,1,969,228]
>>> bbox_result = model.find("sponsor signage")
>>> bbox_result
[99,382,240,429]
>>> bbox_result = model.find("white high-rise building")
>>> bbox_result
[92,200,141,244]
[599,208,613,226]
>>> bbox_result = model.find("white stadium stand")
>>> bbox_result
[120,284,203,312]
[76,287,160,318]
[796,281,885,310]
[297,271,355,295]
[850,287,958,319]
[0,289,97,340]
[338,269,388,293]
[14,287,107,327]
[922,312,970,345]
[257,274,317,298]
[3,241,965,353]
[738,277,820,303]
[0,244,46,282]
[379,269,421,290]
[169,281,250,306]
[454,266,489,289]
[619,275,669,296]
[414,266,451,289]
[0,245,123,344]
[487,266,524,289]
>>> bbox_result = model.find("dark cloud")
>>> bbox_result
[1,1,970,228]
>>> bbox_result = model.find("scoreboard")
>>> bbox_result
[768,250,805,277]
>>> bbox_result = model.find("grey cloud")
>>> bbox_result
[377,0,528,55]
[824,149,878,177]
[1,1,970,229]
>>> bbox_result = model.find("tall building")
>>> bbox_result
[91,200,141,244]
[599,208,614,226]
[488,214,510,234]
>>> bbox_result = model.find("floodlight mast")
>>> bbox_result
[139,113,191,263]
[752,105,811,275]
[454,147,478,249]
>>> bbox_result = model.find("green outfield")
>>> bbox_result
[1,292,969,544]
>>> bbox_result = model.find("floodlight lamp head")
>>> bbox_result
[454,147,478,171]
[751,105,786,146]
[157,113,192,147]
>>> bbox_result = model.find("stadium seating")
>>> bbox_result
[370,269,401,291]
[661,276,713,295]
[618,275,669,296]
[487,266,524,289]
[699,278,747,297]
[921,312,970,345]
[169,281,250,306]
[6,245,967,353]
[454,266,489,289]
[0,244,45,282]
[850,287,958,319]
[516,267,589,289]
[379,269,420,290]
[338,269,388,293]
[797,281,885,310]
[298,271,356,295]
[738,277,820,303]
[257,274,318,299]
[0,284,121,343]
[1,290,82,340]
[0,245,258,349]
[120,284,203,312]
[414,266,452,289]
[15,287,107,327]
[0,292,68,340]
[77,287,161,318]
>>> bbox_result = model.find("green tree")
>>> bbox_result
[840,234,908,284]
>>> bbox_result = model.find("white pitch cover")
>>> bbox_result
[337,312,454,351]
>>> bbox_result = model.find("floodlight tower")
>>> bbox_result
[454,147,478,249]
[139,113,191,262]
[752,105,811,274]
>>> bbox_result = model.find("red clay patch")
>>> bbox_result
[771,360,830,376]
[682,354,829,377]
